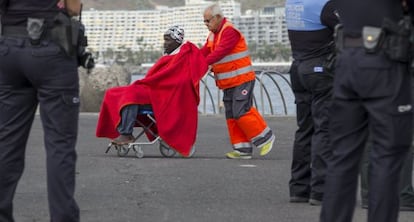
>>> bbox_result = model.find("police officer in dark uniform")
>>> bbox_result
[320,0,414,221]
[0,1,82,221]
[285,0,339,205]
[360,140,414,211]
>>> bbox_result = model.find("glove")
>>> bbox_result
[78,51,95,73]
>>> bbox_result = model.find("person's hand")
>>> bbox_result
[57,0,65,9]
[65,0,81,16]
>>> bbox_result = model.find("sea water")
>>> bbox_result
[131,72,296,116]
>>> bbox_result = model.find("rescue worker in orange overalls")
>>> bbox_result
[200,3,275,159]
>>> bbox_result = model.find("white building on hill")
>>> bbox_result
[82,0,288,53]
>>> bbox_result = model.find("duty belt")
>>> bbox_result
[343,36,364,48]
[1,26,53,38]
[1,26,29,37]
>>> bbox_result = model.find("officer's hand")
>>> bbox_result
[78,52,95,72]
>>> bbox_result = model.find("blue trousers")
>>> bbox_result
[117,104,139,135]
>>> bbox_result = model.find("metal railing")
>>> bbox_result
[199,70,294,116]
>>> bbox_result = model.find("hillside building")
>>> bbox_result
[82,0,288,54]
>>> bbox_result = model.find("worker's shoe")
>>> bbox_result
[112,134,135,145]
[226,150,252,159]
[258,134,275,156]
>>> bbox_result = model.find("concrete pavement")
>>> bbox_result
[12,114,414,222]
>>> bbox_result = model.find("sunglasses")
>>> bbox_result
[203,16,215,24]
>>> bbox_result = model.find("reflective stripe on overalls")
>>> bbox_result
[207,22,255,89]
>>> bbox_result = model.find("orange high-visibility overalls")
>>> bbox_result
[207,21,274,151]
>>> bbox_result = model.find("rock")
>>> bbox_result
[79,64,131,112]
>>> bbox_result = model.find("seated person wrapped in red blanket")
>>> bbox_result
[96,26,208,157]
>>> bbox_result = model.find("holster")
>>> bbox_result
[50,12,75,57]
[382,16,413,62]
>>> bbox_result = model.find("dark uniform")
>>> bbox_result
[320,0,414,221]
[360,139,414,210]
[285,0,339,204]
[0,1,80,221]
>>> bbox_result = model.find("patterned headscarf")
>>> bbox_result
[164,25,185,44]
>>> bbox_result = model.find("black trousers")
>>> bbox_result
[288,57,333,201]
[320,47,413,222]
[0,37,80,222]
[360,143,414,206]
[360,76,414,206]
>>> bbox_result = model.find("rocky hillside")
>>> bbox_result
[82,0,285,12]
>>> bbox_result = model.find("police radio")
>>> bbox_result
[73,4,95,72]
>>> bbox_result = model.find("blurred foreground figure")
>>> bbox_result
[0,0,82,221]
[320,0,414,222]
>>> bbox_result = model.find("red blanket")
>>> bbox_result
[96,42,208,157]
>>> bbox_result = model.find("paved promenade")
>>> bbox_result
[13,114,413,222]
